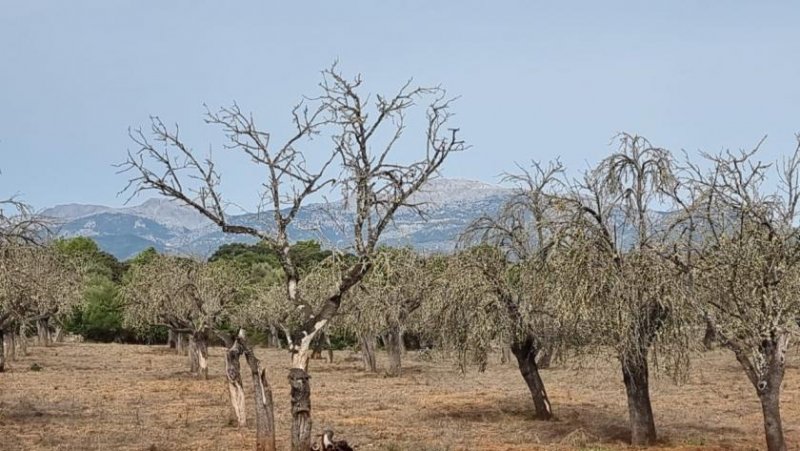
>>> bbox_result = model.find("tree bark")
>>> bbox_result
[759,381,786,451]
[360,334,377,372]
[53,325,65,343]
[225,336,247,428]
[36,318,50,347]
[176,332,188,355]
[536,345,553,369]
[193,332,209,379]
[702,315,717,350]
[188,334,199,375]
[621,351,657,446]
[734,337,788,451]
[17,324,27,356]
[242,338,276,451]
[385,325,403,377]
[167,329,177,349]
[289,367,312,451]
[511,335,552,420]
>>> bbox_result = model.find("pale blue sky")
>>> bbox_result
[1,1,799,210]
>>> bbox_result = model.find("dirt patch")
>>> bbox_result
[0,342,793,450]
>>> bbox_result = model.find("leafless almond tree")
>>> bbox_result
[559,134,692,445]
[441,160,569,420]
[120,63,465,451]
[672,136,800,451]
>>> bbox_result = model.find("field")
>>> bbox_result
[1,342,798,450]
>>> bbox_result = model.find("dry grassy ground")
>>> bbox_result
[0,342,798,450]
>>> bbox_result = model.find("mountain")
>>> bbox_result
[42,179,512,260]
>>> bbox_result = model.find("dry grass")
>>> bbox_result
[1,342,797,450]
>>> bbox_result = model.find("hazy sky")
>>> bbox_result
[1,1,799,210]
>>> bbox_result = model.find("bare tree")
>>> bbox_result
[120,63,465,450]
[0,197,49,246]
[674,137,800,451]
[438,160,570,420]
[560,134,691,445]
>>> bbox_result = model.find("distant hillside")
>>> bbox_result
[42,179,512,260]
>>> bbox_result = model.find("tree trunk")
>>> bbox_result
[4,331,16,362]
[0,329,6,373]
[511,335,552,420]
[235,334,276,451]
[36,318,50,347]
[176,332,188,355]
[621,351,657,446]
[167,329,177,349]
[324,332,333,363]
[17,324,27,356]
[741,337,788,451]
[289,336,315,451]
[53,325,65,343]
[385,325,403,377]
[188,334,199,375]
[193,332,208,379]
[268,324,281,349]
[360,334,377,372]
[759,381,786,451]
[536,345,553,369]
[225,336,247,428]
[289,367,312,451]
[702,315,717,350]
[500,346,511,365]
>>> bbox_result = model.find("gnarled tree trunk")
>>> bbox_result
[225,335,247,428]
[268,324,281,349]
[243,337,276,451]
[385,325,403,377]
[621,349,657,446]
[289,327,319,451]
[360,334,377,372]
[289,367,312,451]
[511,335,552,420]
[734,336,789,451]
